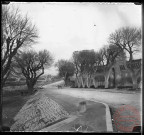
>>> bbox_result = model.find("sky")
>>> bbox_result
[8,2,142,75]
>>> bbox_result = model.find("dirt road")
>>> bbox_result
[43,85,141,113]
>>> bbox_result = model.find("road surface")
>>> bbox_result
[43,82,141,113]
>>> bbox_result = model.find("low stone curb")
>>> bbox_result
[40,115,78,132]
[89,98,113,132]
[39,98,113,132]
[74,95,113,132]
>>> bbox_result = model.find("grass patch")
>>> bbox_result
[42,117,68,130]
[2,94,31,128]
[2,82,42,128]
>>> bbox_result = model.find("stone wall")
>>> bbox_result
[72,59,141,88]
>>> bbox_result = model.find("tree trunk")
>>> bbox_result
[82,77,86,88]
[92,78,96,88]
[129,52,133,62]
[75,77,79,87]
[131,73,138,89]
[64,72,70,86]
[104,70,111,89]
[26,79,35,93]
[0,88,3,130]
[87,77,90,88]
[105,77,109,88]
[85,77,88,88]
[76,77,81,88]
[81,76,84,88]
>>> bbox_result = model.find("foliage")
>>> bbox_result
[5,81,26,87]
[55,60,75,85]
[117,86,133,89]
[72,50,100,76]
[14,49,54,91]
[94,75,105,82]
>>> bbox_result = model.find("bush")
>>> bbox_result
[70,82,75,88]
[7,78,17,82]
[137,77,141,84]
[90,85,95,88]
[117,86,133,89]
[84,85,88,88]
[95,75,105,82]
[5,81,25,86]
[98,85,105,88]
[126,76,132,83]
[20,78,26,81]
[3,89,27,97]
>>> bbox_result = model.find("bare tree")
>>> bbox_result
[99,45,124,88]
[109,27,141,89]
[72,50,101,87]
[1,6,38,130]
[72,51,80,78]
[15,50,54,92]
[1,6,38,88]
[55,59,75,86]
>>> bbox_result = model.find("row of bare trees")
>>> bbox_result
[1,5,141,130]
[1,6,54,129]
[55,27,141,89]
[109,27,141,88]
[72,45,125,88]
[1,6,54,91]
[1,6,38,88]
[55,60,75,86]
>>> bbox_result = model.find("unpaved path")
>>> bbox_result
[44,87,142,132]
[44,87,141,111]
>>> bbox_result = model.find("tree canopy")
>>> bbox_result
[15,50,54,91]
[1,6,38,88]
[55,59,75,85]
[72,50,99,76]
[109,26,141,61]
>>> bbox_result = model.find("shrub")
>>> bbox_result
[5,81,25,86]
[126,76,132,83]
[117,86,133,89]
[95,75,105,82]
[84,85,88,88]
[137,77,141,84]
[90,85,95,88]
[3,89,27,97]
[98,85,105,88]
[70,82,76,88]
[7,78,17,82]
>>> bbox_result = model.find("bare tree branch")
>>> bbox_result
[1,6,39,87]
[14,50,54,91]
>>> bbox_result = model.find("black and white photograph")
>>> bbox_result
[1,2,142,132]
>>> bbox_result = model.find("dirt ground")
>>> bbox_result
[43,86,142,133]
[2,95,31,128]
[2,80,142,132]
[44,91,106,132]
